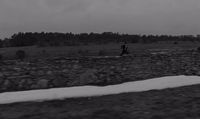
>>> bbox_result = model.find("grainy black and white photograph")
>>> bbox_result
[1,0,200,119]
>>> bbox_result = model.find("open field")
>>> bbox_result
[1,42,200,118]
[0,41,200,60]
[1,48,200,93]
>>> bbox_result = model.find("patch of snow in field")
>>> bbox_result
[0,75,200,104]
[151,52,168,55]
[89,56,122,59]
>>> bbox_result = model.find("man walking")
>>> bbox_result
[120,42,129,56]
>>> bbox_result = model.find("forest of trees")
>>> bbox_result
[0,32,200,47]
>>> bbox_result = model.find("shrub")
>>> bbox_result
[78,50,89,56]
[42,49,46,54]
[67,51,77,57]
[98,50,106,56]
[197,47,200,52]
[174,41,178,45]
[0,54,2,61]
[16,50,26,61]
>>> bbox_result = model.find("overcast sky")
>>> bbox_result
[0,0,200,38]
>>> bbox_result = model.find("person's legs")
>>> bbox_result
[122,48,127,55]
[120,51,123,56]
[120,50,125,56]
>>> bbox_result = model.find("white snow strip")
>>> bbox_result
[151,52,168,55]
[0,75,200,104]
[88,56,122,59]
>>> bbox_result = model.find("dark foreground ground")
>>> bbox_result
[1,84,200,119]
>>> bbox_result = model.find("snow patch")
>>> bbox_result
[0,75,200,104]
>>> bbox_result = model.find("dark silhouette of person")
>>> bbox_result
[120,42,129,56]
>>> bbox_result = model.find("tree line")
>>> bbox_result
[0,32,200,47]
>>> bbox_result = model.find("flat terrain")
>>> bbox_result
[1,84,200,119]
[0,42,200,59]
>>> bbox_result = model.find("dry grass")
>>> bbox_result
[0,41,199,60]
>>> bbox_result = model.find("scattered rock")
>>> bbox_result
[46,71,53,75]
[73,64,81,70]
[0,49,200,92]
[62,69,69,73]
[0,73,4,77]
[74,69,99,85]
[196,71,200,76]
[2,80,11,90]
[52,77,67,87]
[37,70,45,76]
[35,79,49,89]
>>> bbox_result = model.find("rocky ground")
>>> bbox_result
[1,49,200,119]
[0,49,200,93]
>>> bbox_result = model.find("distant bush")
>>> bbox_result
[67,50,77,57]
[42,49,46,54]
[78,50,89,56]
[197,47,200,52]
[98,50,106,56]
[16,50,26,61]
[0,54,2,61]
[174,41,178,45]
[2,32,200,48]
